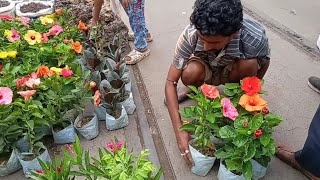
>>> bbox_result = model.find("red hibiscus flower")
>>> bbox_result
[254,129,263,138]
[241,76,262,96]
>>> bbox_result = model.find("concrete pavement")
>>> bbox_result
[123,0,320,179]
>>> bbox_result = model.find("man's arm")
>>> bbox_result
[92,0,104,25]
[165,65,192,163]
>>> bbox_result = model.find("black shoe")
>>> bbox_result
[308,76,320,93]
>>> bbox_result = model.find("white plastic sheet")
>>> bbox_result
[15,1,53,17]
[105,105,128,130]
[0,149,21,176]
[119,92,136,115]
[218,160,245,180]
[74,113,99,140]
[251,159,268,180]
[0,0,15,16]
[52,123,76,144]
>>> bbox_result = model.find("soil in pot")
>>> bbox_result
[0,0,9,8]
[22,149,45,161]
[53,121,71,132]
[76,116,93,128]
[20,2,50,13]
[191,142,215,157]
[0,152,11,165]
[110,109,121,119]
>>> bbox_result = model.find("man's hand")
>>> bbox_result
[121,0,132,10]
[176,130,193,164]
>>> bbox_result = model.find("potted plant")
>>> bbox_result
[74,111,99,140]
[0,89,23,176]
[179,85,230,176]
[12,90,51,178]
[215,77,283,180]
[58,135,163,180]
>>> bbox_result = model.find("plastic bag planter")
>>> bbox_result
[15,1,53,17]
[251,159,268,180]
[35,125,52,136]
[16,138,30,153]
[0,0,15,16]
[218,160,245,180]
[119,92,136,115]
[52,123,76,144]
[189,140,216,176]
[18,148,51,178]
[0,149,21,176]
[106,105,128,131]
[125,81,131,92]
[74,113,99,140]
[95,105,107,121]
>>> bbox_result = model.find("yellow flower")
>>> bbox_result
[50,67,62,75]
[4,30,12,37]
[0,52,8,59]
[39,16,54,25]
[24,30,41,45]
[44,14,56,19]
[7,51,17,58]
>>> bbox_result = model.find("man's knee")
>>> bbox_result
[236,59,259,77]
[181,61,206,86]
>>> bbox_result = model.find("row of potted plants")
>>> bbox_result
[180,77,283,179]
[30,135,163,180]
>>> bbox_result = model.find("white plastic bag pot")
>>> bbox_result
[16,138,30,153]
[52,123,76,144]
[189,140,216,176]
[251,159,268,180]
[0,0,15,16]
[18,148,51,178]
[105,105,128,130]
[15,1,53,17]
[0,149,21,176]
[125,81,131,92]
[74,113,99,140]
[119,92,136,115]
[95,105,107,121]
[218,160,245,180]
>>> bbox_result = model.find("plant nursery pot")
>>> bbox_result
[105,105,128,130]
[188,140,216,176]
[95,105,107,121]
[218,160,245,180]
[74,113,99,140]
[0,149,21,176]
[18,148,51,178]
[119,92,136,115]
[35,125,52,136]
[52,122,76,144]
[251,159,269,180]
[15,138,30,153]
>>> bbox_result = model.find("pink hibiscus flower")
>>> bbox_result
[61,68,73,78]
[18,90,36,100]
[7,30,20,42]
[221,98,239,121]
[18,17,30,26]
[48,25,63,36]
[0,14,14,21]
[107,142,116,152]
[25,77,40,89]
[0,87,13,105]
[41,33,49,43]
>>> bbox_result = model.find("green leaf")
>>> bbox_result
[206,114,216,124]
[242,160,253,180]
[244,145,256,161]
[219,126,237,140]
[260,133,271,146]
[233,134,248,147]
[225,83,240,89]
[195,126,203,135]
[249,114,263,131]
[180,107,194,118]
[212,101,222,108]
[224,88,236,96]
[215,146,234,159]
[265,114,283,127]
[225,159,242,172]
[188,85,198,94]
[179,124,196,133]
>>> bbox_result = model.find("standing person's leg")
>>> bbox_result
[277,105,320,179]
[295,105,320,178]
[124,0,150,64]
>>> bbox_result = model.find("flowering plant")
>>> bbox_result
[31,135,163,180]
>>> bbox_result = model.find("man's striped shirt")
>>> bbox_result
[172,18,271,69]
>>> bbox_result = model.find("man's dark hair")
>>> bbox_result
[190,0,243,36]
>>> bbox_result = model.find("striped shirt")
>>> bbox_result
[172,18,270,69]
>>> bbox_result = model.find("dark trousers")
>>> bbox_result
[295,105,320,177]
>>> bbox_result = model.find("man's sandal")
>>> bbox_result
[128,33,153,42]
[125,49,150,65]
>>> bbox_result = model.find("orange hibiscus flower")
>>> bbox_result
[55,9,62,15]
[201,84,220,99]
[241,76,262,95]
[37,65,52,77]
[239,94,267,112]
[72,41,83,54]
[78,20,88,31]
